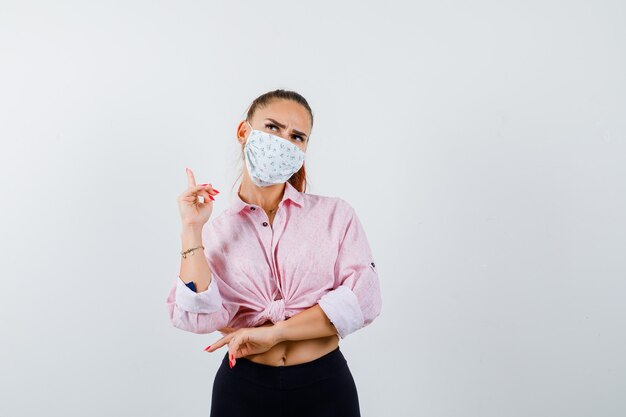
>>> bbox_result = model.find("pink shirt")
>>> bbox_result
[165,181,382,339]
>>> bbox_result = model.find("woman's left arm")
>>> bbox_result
[203,306,336,366]
[276,202,383,342]
[271,304,338,342]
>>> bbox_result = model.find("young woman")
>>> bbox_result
[166,89,382,417]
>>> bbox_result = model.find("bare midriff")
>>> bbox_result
[241,321,339,367]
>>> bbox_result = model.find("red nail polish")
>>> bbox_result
[213,188,220,193]
[209,195,215,201]
[200,183,208,186]
[204,345,211,351]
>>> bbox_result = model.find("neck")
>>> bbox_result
[238,180,285,212]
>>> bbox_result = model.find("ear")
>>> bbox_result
[236,120,251,146]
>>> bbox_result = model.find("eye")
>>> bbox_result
[265,123,305,143]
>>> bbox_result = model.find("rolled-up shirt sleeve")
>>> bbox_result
[173,274,223,314]
[317,202,383,339]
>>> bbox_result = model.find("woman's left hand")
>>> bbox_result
[204,325,280,367]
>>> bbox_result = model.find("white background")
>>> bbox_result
[1,1,625,416]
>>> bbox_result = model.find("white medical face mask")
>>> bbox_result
[243,120,306,187]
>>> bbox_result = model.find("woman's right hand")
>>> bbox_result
[178,167,220,229]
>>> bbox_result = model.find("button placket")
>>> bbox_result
[269,207,286,301]
[250,202,287,303]
[253,204,283,301]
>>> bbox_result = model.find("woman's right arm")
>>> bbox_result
[166,168,233,334]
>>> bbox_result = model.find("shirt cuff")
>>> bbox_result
[175,275,223,314]
[317,285,365,339]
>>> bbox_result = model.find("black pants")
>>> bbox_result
[210,346,361,417]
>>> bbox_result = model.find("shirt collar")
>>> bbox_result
[229,181,305,215]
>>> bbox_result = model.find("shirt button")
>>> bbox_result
[262,221,268,227]
[250,207,256,210]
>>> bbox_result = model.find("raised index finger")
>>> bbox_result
[186,167,196,187]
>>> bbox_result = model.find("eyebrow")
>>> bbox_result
[265,118,308,138]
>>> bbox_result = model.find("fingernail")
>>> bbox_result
[200,183,208,186]
[213,188,220,193]
[229,360,233,368]
[204,345,211,351]
[209,195,215,201]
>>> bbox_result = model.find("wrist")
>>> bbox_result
[181,223,203,236]
[272,320,289,344]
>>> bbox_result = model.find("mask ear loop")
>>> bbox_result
[243,120,254,145]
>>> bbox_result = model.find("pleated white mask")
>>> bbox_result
[243,120,306,187]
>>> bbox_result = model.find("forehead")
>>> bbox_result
[254,100,311,132]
